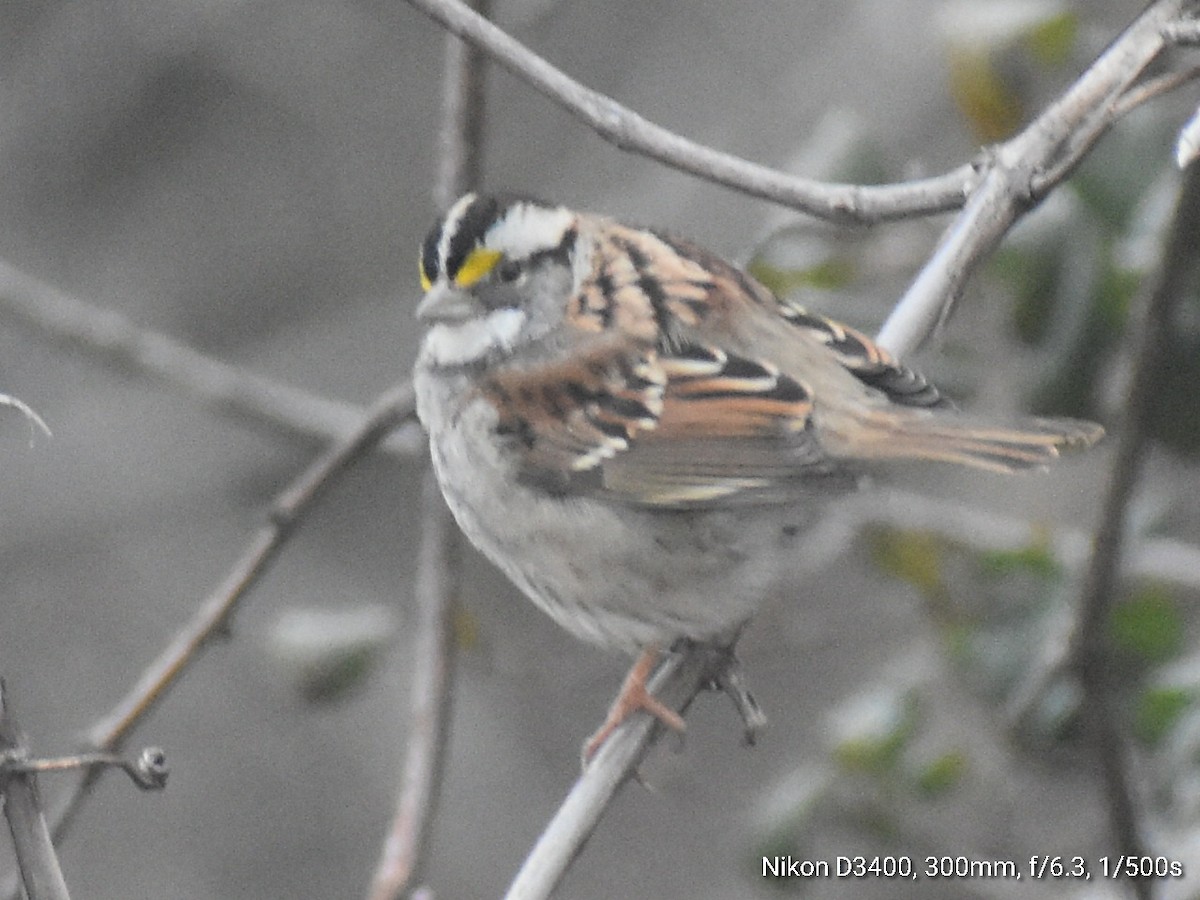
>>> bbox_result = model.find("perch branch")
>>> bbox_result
[504,648,724,900]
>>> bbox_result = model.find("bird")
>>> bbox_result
[411,192,1102,759]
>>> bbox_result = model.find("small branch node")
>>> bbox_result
[1162,19,1200,44]
[1,747,169,791]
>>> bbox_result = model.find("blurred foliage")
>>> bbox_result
[939,2,1078,141]
[265,605,397,703]
[747,256,858,298]
[869,526,1191,750]
[829,687,920,776]
[989,118,1200,451]
[1024,11,1079,66]
[947,50,1025,142]
[453,605,481,650]
[1135,686,1192,747]
[941,2,1200,456]
[977,535,1060,580]
[1109,584,1185,666]
[749,683,973,887]
[914,749,969,796]
[868,529,947,607]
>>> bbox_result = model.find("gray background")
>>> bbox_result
[0,1,1189,898]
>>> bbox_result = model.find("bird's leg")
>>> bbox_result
[582,644,685,762]
[705,644,768,745]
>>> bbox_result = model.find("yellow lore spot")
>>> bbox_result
[454,247,503,289]
[419,248,434,292]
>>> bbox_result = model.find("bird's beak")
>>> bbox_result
[416,282,477,323]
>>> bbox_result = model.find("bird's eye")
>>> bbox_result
[497,260,522,283]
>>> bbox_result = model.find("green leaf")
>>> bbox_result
[1024,12,1078,66]
[830,689,919,776]
[1109,585,1184,665]
[914,750,968,797]
[266,605,397,703]
[1134,687,1192,746]
[869,528,945,602]
[947,49,1024,141]
[978,539,1061,581]
[747,257,858,297]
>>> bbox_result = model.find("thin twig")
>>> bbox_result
[1177,102,1200,168]
[1071,160,1200,900]
[1030,62,1200,199]
[0,259,425,459]
[504,648,722,900]
[0,683,72,900]
[1109,64,1200,122]
[3,748,168,792]
[367,476,460,900]
[1162,19,1200,44]
[0,392,52,443]
[877,0,1190,356]
[2,380,416,900]
[366,1,489,895]
[403,0,979,224]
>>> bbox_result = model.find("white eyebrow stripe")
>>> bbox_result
[437,193,479,277]
[487,204,575,260]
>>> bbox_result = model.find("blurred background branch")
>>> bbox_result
[365,0,489,891]
[0,259,425,458]
[1071,158,1200,900]
[0,684,71,900]
[1,381,416,900]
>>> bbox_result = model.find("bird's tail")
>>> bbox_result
[831,410,1104,473]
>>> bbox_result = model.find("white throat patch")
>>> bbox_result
[422,307,528,367]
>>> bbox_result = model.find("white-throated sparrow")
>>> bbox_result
[412,193,1102,757]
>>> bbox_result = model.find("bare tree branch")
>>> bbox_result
[1108,64,1200,122]
[0,259,425,458]
[1070,158,1200,900]
[0,683,71,900]
[2,747,168,792]
[877,0,1193,356]
[1162,19,1200,44]
[1178,102,1200,168]
[0,391,51,443]
[367,477,461,900]
[1,381,416,900]
[504,648,723,900]
[402,0,979,224]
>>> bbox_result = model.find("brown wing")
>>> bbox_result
[481,219,1099,506]
[480,337,847,507]
[650,232,947,408]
